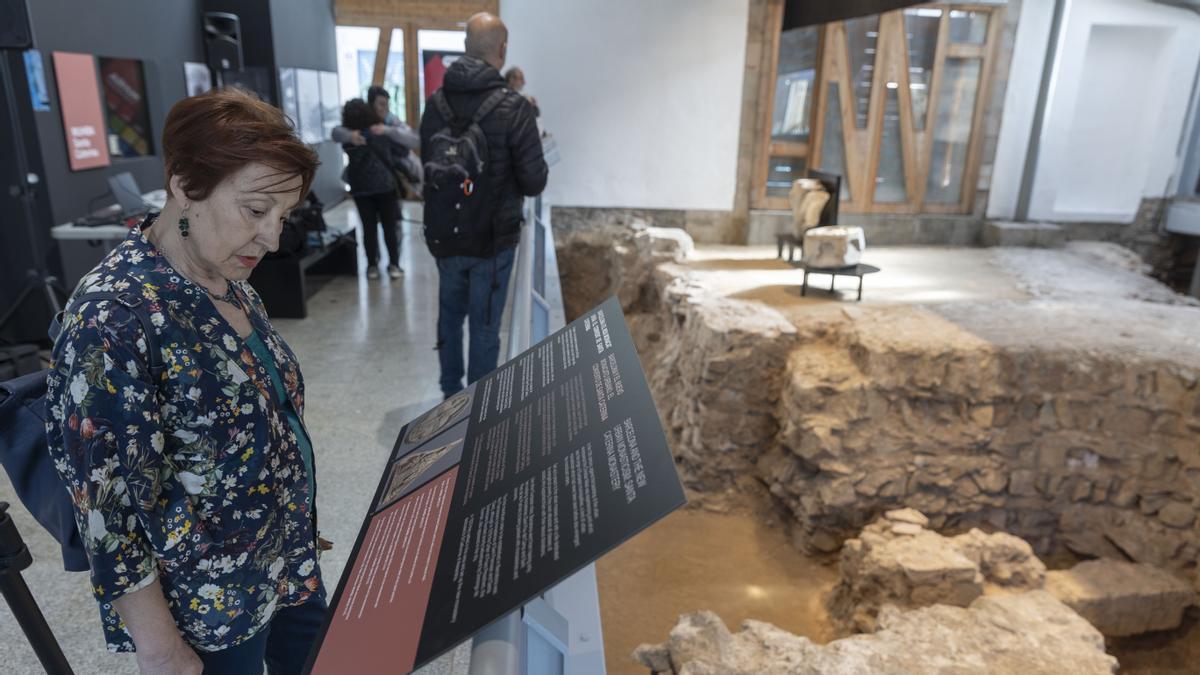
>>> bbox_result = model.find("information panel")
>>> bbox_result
[306,297,685,674]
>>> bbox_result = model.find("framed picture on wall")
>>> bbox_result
[296,68,322,144]
[51,51,110,171]
[99,57,153,158]
[279,67,299,127]
[320,70,339,139]
[184,62,212,97]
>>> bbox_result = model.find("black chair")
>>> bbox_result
[776,168,841,262]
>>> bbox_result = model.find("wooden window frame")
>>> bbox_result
[752,3,1003,216]
[335,1,497,127]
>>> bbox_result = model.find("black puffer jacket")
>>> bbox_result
[343,133,403,197]
[420,56,548,257]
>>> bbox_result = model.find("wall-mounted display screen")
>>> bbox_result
[296,68,322,144]
[279,67,299,127]
[99,57,153,158]
[319,70,339,139]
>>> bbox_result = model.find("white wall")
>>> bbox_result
[986,0,1056,220]
[1025,0,1200,223]
[502,0,750,211]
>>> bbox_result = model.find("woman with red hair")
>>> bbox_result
[46,88,326,674]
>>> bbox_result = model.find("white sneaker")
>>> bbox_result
[366,266,381,280]
[387,265,403,279]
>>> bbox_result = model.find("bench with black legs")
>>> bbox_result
[798,263,881,302]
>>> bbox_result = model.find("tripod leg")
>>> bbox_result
[0,574,74,674]
[0,505,73,674]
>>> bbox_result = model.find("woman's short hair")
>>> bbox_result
[341,98,379,132]
[162,87,318,202]
[366,86,389,107]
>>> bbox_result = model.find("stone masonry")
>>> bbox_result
[555,224,1200,576]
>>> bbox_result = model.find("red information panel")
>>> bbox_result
[51,51,110,171]
[310,467,458,674]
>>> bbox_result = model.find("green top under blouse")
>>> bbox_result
[246,330,315,497]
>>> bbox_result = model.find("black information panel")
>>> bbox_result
[306,297,685,674]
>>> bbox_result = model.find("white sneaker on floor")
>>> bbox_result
[387,265,403,279]
[366,266,381,280]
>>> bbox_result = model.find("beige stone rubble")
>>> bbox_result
[635,593,1116,674]
[1044,559,1197,637]
[826,510,1045,633]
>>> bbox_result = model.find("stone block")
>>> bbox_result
[1045,559,1197,637]
[983,220,1065,248]
[802,226,866,268]
[950,528,1046,589]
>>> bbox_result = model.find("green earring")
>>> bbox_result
[179,215,190,238]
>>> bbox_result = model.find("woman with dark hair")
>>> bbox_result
[46,87,325,674]
[341,98,405,279]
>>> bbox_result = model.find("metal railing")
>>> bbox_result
[469,197,606,675]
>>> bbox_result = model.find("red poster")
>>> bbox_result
[422,51,463,97]
[310,467,459,675]
[52,51,110,171]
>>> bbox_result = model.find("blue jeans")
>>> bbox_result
[436,248,516,397]
[197,579,328,675]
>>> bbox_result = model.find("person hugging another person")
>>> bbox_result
[338,98,406,280]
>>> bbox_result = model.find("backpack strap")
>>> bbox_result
[472,88,508,124]
[432,90,455,124]
[50,291,165,378]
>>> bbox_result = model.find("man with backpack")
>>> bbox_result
[420,12,548,398]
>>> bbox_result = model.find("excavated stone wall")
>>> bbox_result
[555,224,1200,575]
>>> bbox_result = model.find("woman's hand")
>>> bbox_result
[349,130,367,146]
[135,639,203,675]
[111,579,203,674]
[370,123,388,136]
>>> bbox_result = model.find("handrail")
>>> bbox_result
[470,196,605,675]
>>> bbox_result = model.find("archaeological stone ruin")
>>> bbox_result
[556,218,1200,672]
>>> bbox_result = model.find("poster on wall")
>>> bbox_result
[305,297,686,674]
[279,68,299,127]
[99,57,153,158]
[51,51,110,171]
[422,50,463,97]
[296,68,322,144]
[184,61,212,97]
[23,50,50,112]
[319,70,340,139]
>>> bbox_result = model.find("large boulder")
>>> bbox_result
[636,592,1116,674]
[826,510,1046,633]
[1044,559,1197,637]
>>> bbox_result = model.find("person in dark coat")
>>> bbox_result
[419,12,549,398]
[341,98,406,279]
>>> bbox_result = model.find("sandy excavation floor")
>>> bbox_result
[595,241,1200,674]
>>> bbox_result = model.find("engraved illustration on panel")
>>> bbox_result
[377,440,462,512]
[405,389,471,446]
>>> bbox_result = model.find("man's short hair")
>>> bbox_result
[366,86,389,107]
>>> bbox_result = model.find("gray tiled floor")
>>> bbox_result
[1,203,476,674]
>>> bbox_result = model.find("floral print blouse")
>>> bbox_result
[45,219,321,653]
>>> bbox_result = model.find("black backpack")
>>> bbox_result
[0,291,163,572]
[422,88,507,258]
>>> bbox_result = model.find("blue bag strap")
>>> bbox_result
[49,291,164,377]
